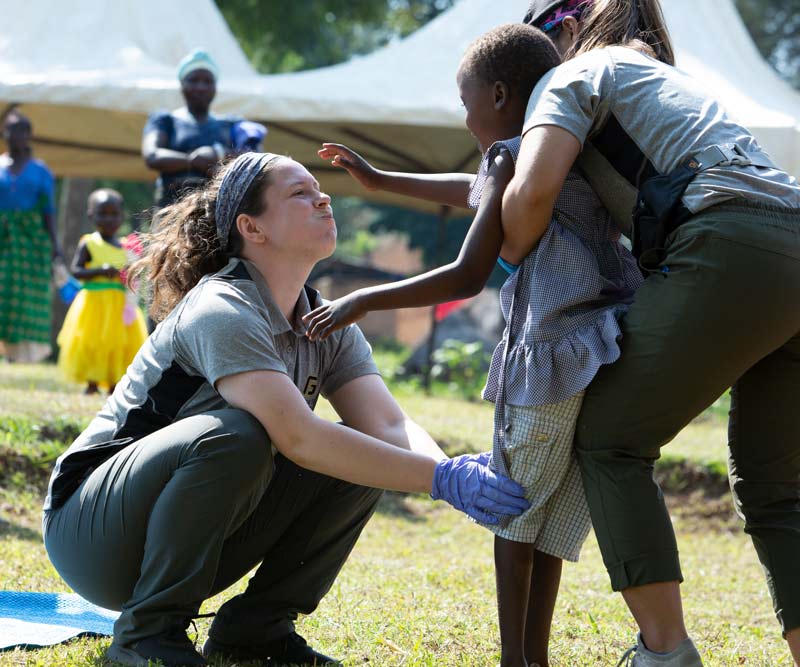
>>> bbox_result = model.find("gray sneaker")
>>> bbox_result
[617,633,703,666]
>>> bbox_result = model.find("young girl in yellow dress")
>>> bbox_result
[58,189,147,394]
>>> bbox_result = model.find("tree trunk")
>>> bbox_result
[51,177,94,354]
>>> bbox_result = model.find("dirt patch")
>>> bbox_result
[655,459,739,533]
[655,457,729,497]
[0,448,52,492]
[38,422,82,444]
[667,489,740,533]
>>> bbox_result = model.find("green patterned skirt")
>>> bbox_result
[0,209,52,345]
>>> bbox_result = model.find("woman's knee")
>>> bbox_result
[732,479,800,528]
[43,511,136,612]
[194,409,273,476]
[574,417,664,460]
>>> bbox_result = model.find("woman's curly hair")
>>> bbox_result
[129,157,279,321]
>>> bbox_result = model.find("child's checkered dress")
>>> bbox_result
[472,137,643,553]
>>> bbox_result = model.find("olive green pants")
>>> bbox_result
[43,410,382,647]
[575,202,800,633]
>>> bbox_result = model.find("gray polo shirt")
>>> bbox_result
[524,46,800,227]
[44,257,378,511]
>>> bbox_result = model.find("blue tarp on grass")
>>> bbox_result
[0,591,118,650]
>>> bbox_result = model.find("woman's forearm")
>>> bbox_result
[286,414,437,493]
[218,370,438,493]
[500,177,552,264]
[386,418,448,462]
[373,171,473,209]
[144,148,194,174]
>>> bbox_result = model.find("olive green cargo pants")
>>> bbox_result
[43,409,383,647]
[575,202,800,633]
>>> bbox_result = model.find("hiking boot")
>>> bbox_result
[203,630,339,665]
[105,627,207,667]
[617,633,703,666]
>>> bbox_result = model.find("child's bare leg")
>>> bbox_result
[786,627,800,666]
[524,549,563,667]
[85,382,99,395]
[495,535,535,667]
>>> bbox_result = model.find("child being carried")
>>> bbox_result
[306,23,643,667]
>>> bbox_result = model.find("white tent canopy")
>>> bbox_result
[252,0,800,181]
[1,0,798,211]
[0,0,256,181]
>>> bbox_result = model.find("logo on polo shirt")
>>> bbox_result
[303,376,319,397]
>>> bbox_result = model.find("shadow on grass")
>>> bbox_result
[434,438,482,458]
[375,491,427,523]
[0,517,41,542]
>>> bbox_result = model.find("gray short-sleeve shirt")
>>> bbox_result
[44,258,378,511]
[523,46,800,218]
[174,273,288,387]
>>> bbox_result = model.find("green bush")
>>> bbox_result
[430,340,490,401]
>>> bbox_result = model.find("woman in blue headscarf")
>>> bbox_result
[141,49,266,209]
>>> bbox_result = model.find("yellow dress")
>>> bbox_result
[57,232,147,388]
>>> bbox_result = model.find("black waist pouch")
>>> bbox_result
[632,160,698,269]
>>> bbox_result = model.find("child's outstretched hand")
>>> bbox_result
[303,291,367,341]
[318,143,381,191]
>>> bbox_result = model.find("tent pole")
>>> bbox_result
[422,204,451,392]
[32,137,141,157]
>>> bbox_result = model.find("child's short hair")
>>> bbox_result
[461,23,561,103]
[88,188,123,210]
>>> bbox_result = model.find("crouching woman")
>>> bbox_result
[42,152,528,667]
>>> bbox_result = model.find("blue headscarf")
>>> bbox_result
[215,152,283,251]
[177,49,220,81]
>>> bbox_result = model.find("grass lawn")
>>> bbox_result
[0,363,792,666]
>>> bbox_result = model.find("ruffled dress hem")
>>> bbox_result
[482,305,626,406]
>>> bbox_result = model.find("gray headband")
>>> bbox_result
[215,152,282,251]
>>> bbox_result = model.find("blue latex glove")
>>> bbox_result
[431,455,529,524]
[471,451,492,468]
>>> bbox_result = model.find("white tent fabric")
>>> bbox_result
[0,0,257,181]
[1,0,798,212]
[661,0,800,176]
[252,0,800,179]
